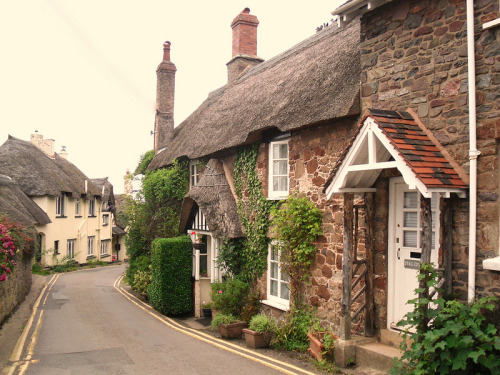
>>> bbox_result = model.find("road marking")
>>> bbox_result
[114,275,317,375]
[4,274,59,375]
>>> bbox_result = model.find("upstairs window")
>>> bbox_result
[88,199,95,217]
[56,195,65,217]
[268,140,289,199]
[102,214,109,226]
[190,160,200,188]
[75,199,80,216]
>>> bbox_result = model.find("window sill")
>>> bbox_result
[483,18,500,30]
[86,255,96,260]
[267,195,289,201]
[75,215,82,218]
[55,215,67,218]
[88,215,97,218]
[483,256,500,271]
[100,254,110,258]
[262,299,289,311]
[102,224,109,226]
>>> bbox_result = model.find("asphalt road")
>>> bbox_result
[6,265,318,375]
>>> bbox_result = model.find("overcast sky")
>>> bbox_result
[0,0,344,193]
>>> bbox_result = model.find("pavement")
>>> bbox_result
[0,274,48,370]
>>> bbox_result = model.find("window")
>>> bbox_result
[67,239,75,258]
[199,235,208,277]
[75,199,80,216]
[102,214,109,226]
[88,199,95,216]
[56,195,65,216]
[54,240,59,255]
[100,240,109,255]
[190,160,200,188]
[266,243,290,309]
[87,236,95,256]
[268,140,289,199]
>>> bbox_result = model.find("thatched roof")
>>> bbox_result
[0,136,101,199]
[0,175,51,226]
[113,194,128,229]
[91,177,115,209]
[179,159,243,238]
[149,21,360,170]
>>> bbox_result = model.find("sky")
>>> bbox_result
[0,0,344,193]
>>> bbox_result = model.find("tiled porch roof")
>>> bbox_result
[369,109,467,189]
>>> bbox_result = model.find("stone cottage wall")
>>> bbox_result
[359,0,500,300]
[0,251,33,327]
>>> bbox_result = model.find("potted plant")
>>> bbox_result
[307,328,338,361]
[243,314,274,349]
[202,302,212,319]
[211,313,247,339]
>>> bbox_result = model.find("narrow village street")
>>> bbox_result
[3,265,322,375]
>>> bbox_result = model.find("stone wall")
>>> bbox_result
[0,251,33,327]
[360,0,500,301]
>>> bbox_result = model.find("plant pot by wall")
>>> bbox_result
[307,332,325,361]
[242,328,272,349]
[202,308,212,319]
[219,322,247,339]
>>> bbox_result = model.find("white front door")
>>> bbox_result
[388,178,440,329]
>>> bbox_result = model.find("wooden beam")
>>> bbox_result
[341,193,354,340]
[420,196,432,264]
[346,161,398,172]
[364,192,375,337]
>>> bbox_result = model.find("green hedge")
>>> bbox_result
[148,236,193,315]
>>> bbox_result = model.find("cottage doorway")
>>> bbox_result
[388,178,440,330]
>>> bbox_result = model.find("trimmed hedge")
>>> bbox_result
[148,236,193,315]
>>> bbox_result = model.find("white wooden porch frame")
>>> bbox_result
[325,117,466,199]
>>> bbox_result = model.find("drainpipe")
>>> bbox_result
[466,0,479,303]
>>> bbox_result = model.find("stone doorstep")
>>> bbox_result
[356,342,404,373]
[333,336,377,368]
[380,328,406,348]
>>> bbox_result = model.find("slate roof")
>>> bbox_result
[324,109,468,191]
[149,21,361,170]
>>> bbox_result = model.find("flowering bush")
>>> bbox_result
[1,224,17,281]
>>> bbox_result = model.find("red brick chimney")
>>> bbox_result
[227,8,263,84]
[154,41,176,152]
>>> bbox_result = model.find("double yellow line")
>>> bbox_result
[3,274,60,375]
[113,275,317,375]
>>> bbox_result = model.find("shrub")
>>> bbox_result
[126,255,150,286]
[133,269,152,297]
[249,314,274,333]
[210,278,249,318]
[211,313,238,330]
[273,303,319,351]
[148,236,192,316]
[391,264,500,375]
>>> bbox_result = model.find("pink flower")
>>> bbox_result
[0,274,6,281]
[218,290,222,294]
[6,268,10,274]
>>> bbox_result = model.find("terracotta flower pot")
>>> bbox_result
[307,332,325,361]
[219,322,247,339]
[243,328,272,349]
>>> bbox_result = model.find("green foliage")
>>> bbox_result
[31,262,49,276]
[232,144,278,282]
[215,238,246,277]
[240,288,262,323]
[322,331,337,358]
[126,255,151,287]
[134,150,155,175]
[248,314,274,333]
[211,278,249,318]
[273,303,319,352]
[148,236,193,316]
[390,263,500,375]
[133,268,152,297]
[123,158,189,273]
[271,194,322,304]
[87,258,107,268]
[211,313,238,330]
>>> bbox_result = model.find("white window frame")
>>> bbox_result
[56,195,65,216]
[87,236,95,256]
[100,240,109,256]
[268,140,289,199]
[75,199,80,216]
[102,214,109,226]
[88,199,95,216]
[67,239,75,258]
[190,160,200,188]
[264,242,290,310]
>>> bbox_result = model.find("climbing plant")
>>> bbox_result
[270,194,322,305]
[231,144,278,283]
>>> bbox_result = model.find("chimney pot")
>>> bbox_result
[163,41,171,62]
[231,8,259,58]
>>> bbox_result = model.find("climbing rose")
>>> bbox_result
[0,274,6,281]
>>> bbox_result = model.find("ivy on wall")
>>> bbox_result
[232,144,278,283]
